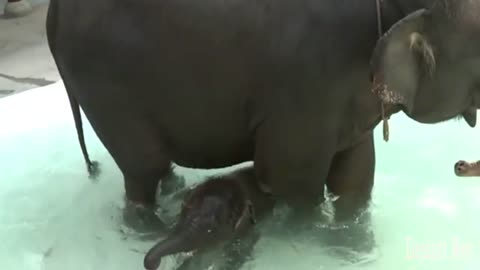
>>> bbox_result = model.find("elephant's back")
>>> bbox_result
[49,0,379,167]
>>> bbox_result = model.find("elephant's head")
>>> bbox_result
[143,178,255,270]
[370,1,480,127]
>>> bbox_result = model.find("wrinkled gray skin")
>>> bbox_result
[46,0,480,232]
[143,166,274,270]
[454,160,480,177]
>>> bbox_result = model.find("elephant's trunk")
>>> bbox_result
[143,231,193,270]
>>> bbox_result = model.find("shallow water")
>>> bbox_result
[1,82,480,270]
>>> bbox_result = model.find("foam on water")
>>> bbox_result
[1,82,480,270]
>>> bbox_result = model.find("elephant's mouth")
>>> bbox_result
[371,74,404,141]
[371,73,407,107]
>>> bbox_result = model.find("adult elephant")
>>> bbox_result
[46,0,480,230]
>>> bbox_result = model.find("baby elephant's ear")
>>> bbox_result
[370,9,435,114]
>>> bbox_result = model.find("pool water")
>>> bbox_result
[1,82,480,270]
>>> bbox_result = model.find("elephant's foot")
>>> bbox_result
[282,201,324,232]
[323,196,376,261]
[286,209,316,228]
[4,0,32,18]
[121,170,187,235]
[454,160,480,177]
[324,225,376,264]
[122,174,164,234]
[324,211,376,263]
[283,190,325,222]
[122,199,169,237]
[333,195,371,224]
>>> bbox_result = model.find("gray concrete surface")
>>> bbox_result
[0,0,48,16]
[0,0,59,98]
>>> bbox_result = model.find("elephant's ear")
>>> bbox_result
[370,9,436,114]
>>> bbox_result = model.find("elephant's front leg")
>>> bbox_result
[324,132,375,255]
[326,132,375,222]
[254,120,336,220]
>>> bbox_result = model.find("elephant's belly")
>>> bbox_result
[164,120,255,169]
[169,137,254,169]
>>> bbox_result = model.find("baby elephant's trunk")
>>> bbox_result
[143,231,192,270]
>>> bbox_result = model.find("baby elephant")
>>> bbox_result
[143,165,275,270]
[454,160,480,177]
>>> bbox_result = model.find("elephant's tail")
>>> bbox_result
[46,0,99,180]
[144,231,193,270]
[65,92,99,179]
[66,91,100,179]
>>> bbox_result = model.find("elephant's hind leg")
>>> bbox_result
[68,83,182,233]
[93,116,175,232]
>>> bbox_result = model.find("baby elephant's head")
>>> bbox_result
[143,177,255,270]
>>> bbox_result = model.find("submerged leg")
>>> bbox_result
[254,122,335,219]
[120,152,185,233]
[118,145,175,234]
[326,132,375,222]
[324,132,376,255]
[62,81,185,233]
